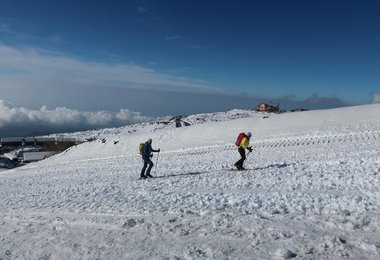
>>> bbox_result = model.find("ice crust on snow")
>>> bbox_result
[0,104,380,259]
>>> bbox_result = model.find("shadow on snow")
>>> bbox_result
[154,171,204,179]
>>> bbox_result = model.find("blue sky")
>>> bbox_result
[0,0,379,135]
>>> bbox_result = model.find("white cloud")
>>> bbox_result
[0,99,152,130]
[115,109,147,122]
[371,92,380,104]
[0,44,216,91]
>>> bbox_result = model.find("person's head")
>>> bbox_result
[246,132,252,138]
[147,138,152,144]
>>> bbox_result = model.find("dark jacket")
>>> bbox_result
[142,142,159,159]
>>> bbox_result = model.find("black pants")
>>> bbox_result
[235,147,246,168]
[141,157,154,177]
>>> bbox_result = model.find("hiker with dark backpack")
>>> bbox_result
[234,132,252,170]
[140,138,160,179]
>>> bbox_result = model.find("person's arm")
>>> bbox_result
[152,147,160,153]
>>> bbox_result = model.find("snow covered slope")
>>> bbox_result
[1,104,380,259]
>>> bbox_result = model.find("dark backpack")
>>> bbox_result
[139,143,145,155]
[235,132,246,146]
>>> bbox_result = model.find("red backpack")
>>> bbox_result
[235,132,246,146]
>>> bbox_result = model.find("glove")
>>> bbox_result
[158,148,160,152]
[248,147,253,152]
[150,154,153,158]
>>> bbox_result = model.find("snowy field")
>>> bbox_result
[1,104,380,259]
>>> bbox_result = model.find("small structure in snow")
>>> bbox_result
[168,116,192,128]
[290,108,309,112]
[23,151,57,162]
[256,103,280,113]
[0,155,17,169]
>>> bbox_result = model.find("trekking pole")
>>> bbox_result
[154,151,160,174]
[244,150,251,168]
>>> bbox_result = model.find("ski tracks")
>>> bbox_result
[45,129,380,170]
[1,129,380,259]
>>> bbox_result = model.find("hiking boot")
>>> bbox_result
[146,173,154,178]
[139,175,147,179]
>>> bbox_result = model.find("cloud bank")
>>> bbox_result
[0,100,153,137]
[0,91,352,137]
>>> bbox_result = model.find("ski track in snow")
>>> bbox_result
[1,115,380,258]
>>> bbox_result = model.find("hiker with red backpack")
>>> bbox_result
[140,138,160,179]
[234,132,252,170]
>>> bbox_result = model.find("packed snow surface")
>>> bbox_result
[1,105,380,259]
